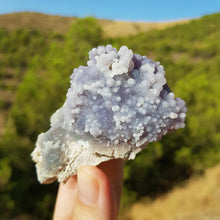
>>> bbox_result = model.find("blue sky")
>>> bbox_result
[0,0,219,21]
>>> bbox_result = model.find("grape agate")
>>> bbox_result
[31,45,187,183]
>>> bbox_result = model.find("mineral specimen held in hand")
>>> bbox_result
[31,45,187,183]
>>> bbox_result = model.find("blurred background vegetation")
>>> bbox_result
[0,12,219,219]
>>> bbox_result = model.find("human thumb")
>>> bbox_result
[73,159,124,220]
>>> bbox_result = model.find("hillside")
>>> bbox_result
[0,12,75,34]
[0,12,189,37]
[0,12,190,137]
[120,163,220,220]
[0,12,219,219]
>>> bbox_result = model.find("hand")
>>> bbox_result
[53,159,124,220]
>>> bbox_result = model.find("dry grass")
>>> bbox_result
[0,12,76,34]
[0,12,190,37]
[99,20,189,38]
[120,164,220,220]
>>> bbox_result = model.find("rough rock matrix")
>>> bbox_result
[31,45,187,183]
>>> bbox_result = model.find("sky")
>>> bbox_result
[0,0,220,22]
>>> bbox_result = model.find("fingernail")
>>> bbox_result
[77,167,99,206]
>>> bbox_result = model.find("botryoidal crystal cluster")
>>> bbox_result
[31,45,187,183]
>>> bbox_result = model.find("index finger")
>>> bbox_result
[53,176,77,220]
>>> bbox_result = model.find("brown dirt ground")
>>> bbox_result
[119,164,220,220]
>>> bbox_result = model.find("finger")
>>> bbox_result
[98,158,124,212]
[73,159,124,220]
[53,176,78,220]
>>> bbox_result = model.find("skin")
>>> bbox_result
[53,159,124,220]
